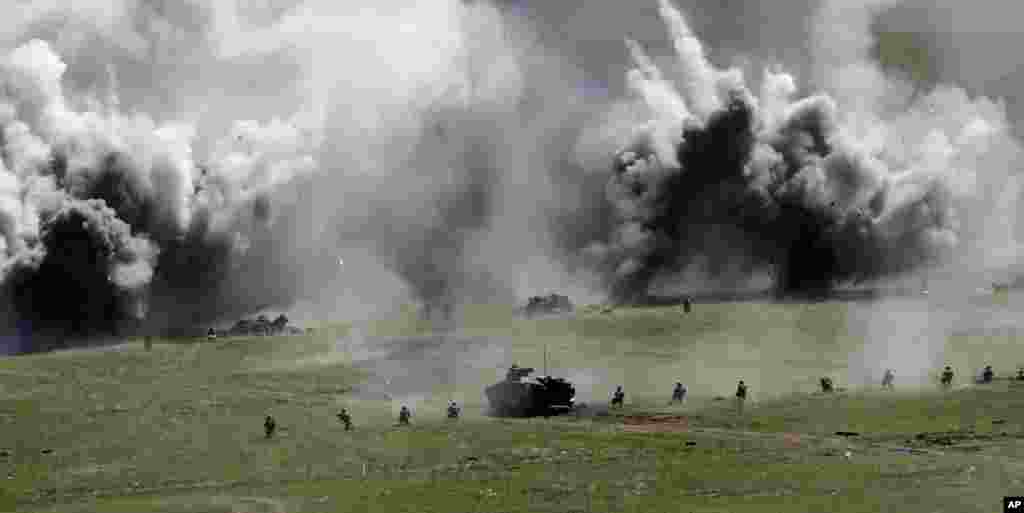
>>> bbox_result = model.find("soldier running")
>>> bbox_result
[447,401,460,419]
[683,297,692,314]
[735,380,748,415]
[264,415,276,439]
[337,408,352,431]
[398,405,412,426]
[981,365,994,384]
[670,382,687,404]
[610,386,625,409]
[940,366,954,389]
[881,369,895,390]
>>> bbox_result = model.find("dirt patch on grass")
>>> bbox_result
[621,415,689,433]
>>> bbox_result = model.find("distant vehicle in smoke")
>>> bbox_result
[485,365,576,417]
[214,314,306,338]
[522,294,574,318]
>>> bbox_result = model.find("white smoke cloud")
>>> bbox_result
[593,0,1023,302]
[1,0,1022,358]
[798,0,1024,384]
[656,0,720,121]
[0,0,617,347]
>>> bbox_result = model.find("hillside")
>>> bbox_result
[4,294,1024,512]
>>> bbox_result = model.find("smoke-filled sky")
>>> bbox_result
[1,0,1023,351]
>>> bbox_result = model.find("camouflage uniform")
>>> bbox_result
[398,406,411,426]
[447,401,460,419]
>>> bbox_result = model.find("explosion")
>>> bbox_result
[0,0,543,351]
[0,37,324,349]
[0,0,1021,352]
[584,0,1022,302]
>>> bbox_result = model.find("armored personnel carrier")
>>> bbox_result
[485,365,576,417]
[522,294,574,318]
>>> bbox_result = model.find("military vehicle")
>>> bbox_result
[485,365,576,417]
[522,294,574,318]
[214,314,305,338]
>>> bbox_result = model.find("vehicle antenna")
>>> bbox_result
[544,344,548,377]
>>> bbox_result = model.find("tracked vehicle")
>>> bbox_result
[485,366,575,417]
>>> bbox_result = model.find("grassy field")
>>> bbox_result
[3,293,1024,512]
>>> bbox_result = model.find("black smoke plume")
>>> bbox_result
[0,0,576,351]
[580,0,1020,303]
[1,0,1022,353]
[0,35,331,350]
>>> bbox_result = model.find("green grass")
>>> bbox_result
[5,293,1024,512]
